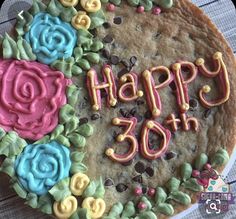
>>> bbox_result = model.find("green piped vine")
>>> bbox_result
[104,0,173,11]
[103,149,230,218]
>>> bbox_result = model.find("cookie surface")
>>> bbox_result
[0,0,235,218]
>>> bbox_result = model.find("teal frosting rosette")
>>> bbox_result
[15,141,71,195]
[25,12,77,65]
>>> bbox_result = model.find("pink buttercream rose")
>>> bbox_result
[0,59,71,140]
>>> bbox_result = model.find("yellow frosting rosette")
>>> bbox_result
[60,0,79,7]
[82,197,106,219]
[70,173,90,196]
[80,0,101,12]
[71,11,91,30]
[53,196,78,219]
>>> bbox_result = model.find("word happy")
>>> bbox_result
[86,52,230,163]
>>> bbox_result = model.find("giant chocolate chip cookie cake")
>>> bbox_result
[0,0,235,218]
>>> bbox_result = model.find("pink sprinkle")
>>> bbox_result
[106,3,115,12]
[147,188,156,197]
[136,6,145,13]
[138,202,147,210]
[134,187,143,196]
[152,7,161,15]
[204,163,212,170]
[192,169,200,177]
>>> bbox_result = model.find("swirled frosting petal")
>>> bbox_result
[0,59,71,140]
[15,141,71,195]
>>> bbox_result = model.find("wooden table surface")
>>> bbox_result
[0,0,235,218]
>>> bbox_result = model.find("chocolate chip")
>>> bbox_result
[79,117,88,125]
[89,28,97,37]
[91,113,100,120]
[130,56,137,65]
[116,183,128,192]
[145,167,154,177]
[132,175,143,183]
[137,99,145,105]
[110,55,120,65]
[145,110,152,119]
[189,99,198,110]
[103,22,111,29]
[158,74,168,83]
[203,109,211,119]
[104,178,114,186]
[130,108,136,116]
[164,151,177,160]
[135,113,143,123]
[134,161,146,174]
[103,35,113,44]
[121,159,133,166]
[142,186,148,194]
[119,108,130,118]
[113,16,122,25]
[118,68,128,78]
[101,49,110,59]
[169,81,176,91]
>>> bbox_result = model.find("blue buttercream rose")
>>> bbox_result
[25,12,77,65]
[15,141,71,195]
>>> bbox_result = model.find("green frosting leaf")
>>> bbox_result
[155,187,167,205]
[15,11,33,36]
[88,10,106,29]
[71,151,85,163]
[135,211,157,219]
[68,133,86,148]
[182,178,204,192]
[90,40,103,52]
[211,148,229,167]
[55,135,71,147]
[77,29,93,48]
[59,104,75,124]
[65,117,79,136]
[70,162,88,174]
[109,0,121,6]
[76,124,94,137]
[49,178,71,202]
[29,0,47,15]
[194,153,208,170]
[60,6,77,22]
[0,157,16,177]
[155,203,174,216]
[140,0,153,11]
[108,202,124,217]
[0,127,6,140]
[93,177,105,198]
[83,181,97,198]
[77,59,91,70]
[12,180,27,199]
[50,124,65,140]
[0,131,27,157]
[154,0,173,8]
[25,193,38,208]
[85,52,100,64]
[74,47,84,61]
[168,191,191,205]
[51,57,82,78]
[166,177,180,193]
[37,194,53,214]
[180,162,193,181]
[121,201,135,217]
[2,34,36,60]
[66,85,80,107]
[70,208,91,219]
[47,0,62,16]
[34,135,50,144]
[127,0,140,6]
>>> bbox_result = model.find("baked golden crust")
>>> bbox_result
[77,0,236,217]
